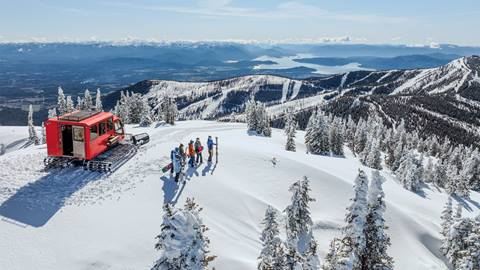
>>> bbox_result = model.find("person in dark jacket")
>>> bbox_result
[170,149,175,174]
[207,136,216,162]
[178,143,186,166]
[194,138,203,164]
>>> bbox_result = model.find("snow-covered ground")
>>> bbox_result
[0,126,31,154]
[0,121,479,270]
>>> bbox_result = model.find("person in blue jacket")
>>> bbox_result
[207,135,216,162]
[172,148,182,182]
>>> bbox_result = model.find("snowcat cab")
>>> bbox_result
[44,110,149,172]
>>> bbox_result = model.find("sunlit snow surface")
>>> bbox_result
[0,121,478,270]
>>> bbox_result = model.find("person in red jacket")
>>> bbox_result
[194,138,203,164]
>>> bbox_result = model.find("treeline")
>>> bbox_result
[51,87,178,126]
[274,105,480,194]
[113,91,178,126]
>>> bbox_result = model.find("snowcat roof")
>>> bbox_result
[52,111,115,126]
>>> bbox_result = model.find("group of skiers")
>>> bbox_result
[169,136,216,181]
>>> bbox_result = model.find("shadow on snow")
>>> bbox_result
[0,168,103,227]
[160,162,215,206]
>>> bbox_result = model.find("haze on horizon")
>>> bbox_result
[1,0,479,46]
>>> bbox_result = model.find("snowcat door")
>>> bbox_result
[72,126,86,159]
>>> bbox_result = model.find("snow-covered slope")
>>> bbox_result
[0,121,479,270]
[105,56,480,146]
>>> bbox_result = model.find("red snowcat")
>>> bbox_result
[44,110,149,172]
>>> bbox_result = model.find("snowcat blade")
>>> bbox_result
[132,133,150,146]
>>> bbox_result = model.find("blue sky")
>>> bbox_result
[1,0,479,45]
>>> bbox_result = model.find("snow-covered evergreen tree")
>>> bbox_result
[345,116,357,150]
[353,119,368,155]
[440,196,453,237]
[423,158,435,183]
[460,152,480,192]
[95,88,103,111]
[285,246,304,270]
[391,142,405,171]
[365,138,382,170]
[114,91,130,123]
[284,111,297,152]
[151,198,215,270]
[40,122,46,144]
[57,86,67,115]
[446,164,461,196]
[433,159,448,188]
[245,99,258,132]
[84,89,93,110]
[139,99,153,127]
[256,102,271,137]
[161,96,178,125]
[76,96,84,110]
[441,218,479,269]
[305,109,329,155]
[271,243,287,269]
[395,151,423,192]
[428,136,441,157]
[47,107,57,119]
[66,95,75,113]
[285,176,317,256]
[303,240,321,270]
[258,206,281,270]
[329,118,345,156]
[27,105,39,145]
[324,170,369,270]
[245,99,271,137]
[363,170,393,270]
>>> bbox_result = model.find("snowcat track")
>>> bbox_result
[43,156,76,171]
[83,143,138,173]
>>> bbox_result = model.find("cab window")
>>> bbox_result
[73,127,84,141]
[114,121,124,134]
[99,122,107,136]
[107,118,114,131]
[90,125,98,141]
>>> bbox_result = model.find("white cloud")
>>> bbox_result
[104,1,408,23]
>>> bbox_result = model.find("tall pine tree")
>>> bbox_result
[324,170,369,270]
[284,111,297,152]
[363,170,393,270]
[258,206,281,270]
[27,105,40,145]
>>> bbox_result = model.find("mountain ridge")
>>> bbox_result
[105,56,480,146]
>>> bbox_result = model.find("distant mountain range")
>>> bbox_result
[105,56,480,146]
[1,42,480,128]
